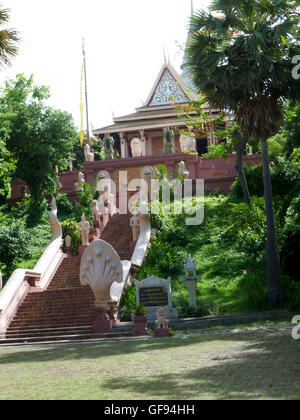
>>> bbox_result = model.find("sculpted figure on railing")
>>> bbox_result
[141,166,156,202]
[178,161,190,180]
[65,235,71,249]
[91,200,103,223]
[75,172,85,192]
[78,214,90,246]
[84,143,95,162]
[130,211,140,242]
[96,170,115,215]
[49,196,62,240]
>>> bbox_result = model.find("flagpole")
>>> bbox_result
[82,38,90,145]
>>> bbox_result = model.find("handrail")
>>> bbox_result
[0,198,63,333]
[131,212,151,269]
[109,208,151,307]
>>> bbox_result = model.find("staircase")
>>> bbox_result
[0,213,135,345]
[101,213,132,260]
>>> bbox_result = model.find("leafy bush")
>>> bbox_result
[175,300,210,318]
[231,157,299,201]
[137,240,185,280]
[14,194,48,227]
[135,304,147,316]
[0,220,32,281]
[74,182,95,222]
[56,193,75,219]
[119,282,136,322]
[238,272,268,311]
[231,165,264,199]
[271,155,299,197]
[61,219,81,255]
[219,198,266,257]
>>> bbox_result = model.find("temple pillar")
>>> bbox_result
[119,132,128,158]
[139,130,147,156]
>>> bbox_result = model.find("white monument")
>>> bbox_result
[134,276,178,322]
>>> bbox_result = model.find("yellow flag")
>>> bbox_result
[80,63,84,146]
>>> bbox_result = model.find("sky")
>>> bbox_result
[0,0,209,131]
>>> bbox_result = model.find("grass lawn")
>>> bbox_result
[0,325,299,400]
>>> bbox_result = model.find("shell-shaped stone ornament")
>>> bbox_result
[80,240,123,306]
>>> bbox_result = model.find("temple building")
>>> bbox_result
[10,1,261,204]
[93,0,217,158]
[92,60,219,158]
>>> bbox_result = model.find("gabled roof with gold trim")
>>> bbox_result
[93,62,197,136]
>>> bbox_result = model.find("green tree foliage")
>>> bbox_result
[0,74,77,224]
[0,220,32,278]
[185,0,300,307]
[0,2,20,199]
[69,135,105,172]
[231,157,299,200]
[74,182,95,222]
[0,119,15,200]
[0,4,19,68]
[282,103,300,156]
[61,219,81,256]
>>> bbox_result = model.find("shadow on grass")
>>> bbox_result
[0,330,299,400]
[100,332,300,400]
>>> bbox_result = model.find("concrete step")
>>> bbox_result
[4,213,134,345]
[0,331,134,345]
[112,323,134,333]
[6,326,94,338]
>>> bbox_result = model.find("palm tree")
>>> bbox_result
[0,4,19,68]
[185,0,300,307]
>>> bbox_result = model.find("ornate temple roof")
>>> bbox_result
[93,2,199,137]
[93,62,196,136]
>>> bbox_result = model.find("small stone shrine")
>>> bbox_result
[134,275,178,322]
[180,254,201,307]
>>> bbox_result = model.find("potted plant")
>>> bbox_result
[134,304,148,335]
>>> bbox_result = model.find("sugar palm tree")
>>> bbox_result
[0,4,19,68]
[185,0,300,307]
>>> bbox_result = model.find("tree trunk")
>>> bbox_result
[261,138,282,307]
[234,129,251,204]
